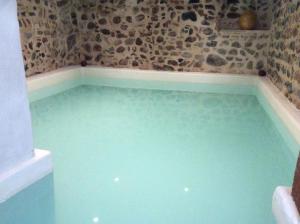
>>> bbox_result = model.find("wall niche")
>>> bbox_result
[218,0,271,30]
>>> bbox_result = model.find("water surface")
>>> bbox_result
[1,85,296,224]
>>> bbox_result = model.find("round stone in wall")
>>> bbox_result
[113,16,121,24]
[207,54,227,66]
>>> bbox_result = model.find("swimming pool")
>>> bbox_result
[0,67,299,224]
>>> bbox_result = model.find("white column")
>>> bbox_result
[0,0,33,173]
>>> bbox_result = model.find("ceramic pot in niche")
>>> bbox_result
[239,10,257,30]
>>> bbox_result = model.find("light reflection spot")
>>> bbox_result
[92,217,99,223]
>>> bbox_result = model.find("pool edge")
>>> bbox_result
[256,78,300,156]
[272,186,300,224]
[27,66,300,148]
[0,149,53,203]
[25,66,300,223]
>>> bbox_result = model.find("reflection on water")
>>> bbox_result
[0,174,55,224]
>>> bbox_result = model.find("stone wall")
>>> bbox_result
[78,0,269,74]
[267,0,300,109]
[17,0,81,77]
[18,0,269,77]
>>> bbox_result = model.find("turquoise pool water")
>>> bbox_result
[0,84,297,224]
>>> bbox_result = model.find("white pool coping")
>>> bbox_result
[273,187,300,224]
[27,66,300,148]
[27,66,81,92]
[26,66,300,223]
[0,149,52,203]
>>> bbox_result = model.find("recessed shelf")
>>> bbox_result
[219,29,270,34]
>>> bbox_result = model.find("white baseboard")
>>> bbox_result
[82,66,256,85]
[26,66,81,93]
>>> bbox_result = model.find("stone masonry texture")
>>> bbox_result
[17,0,300,109]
